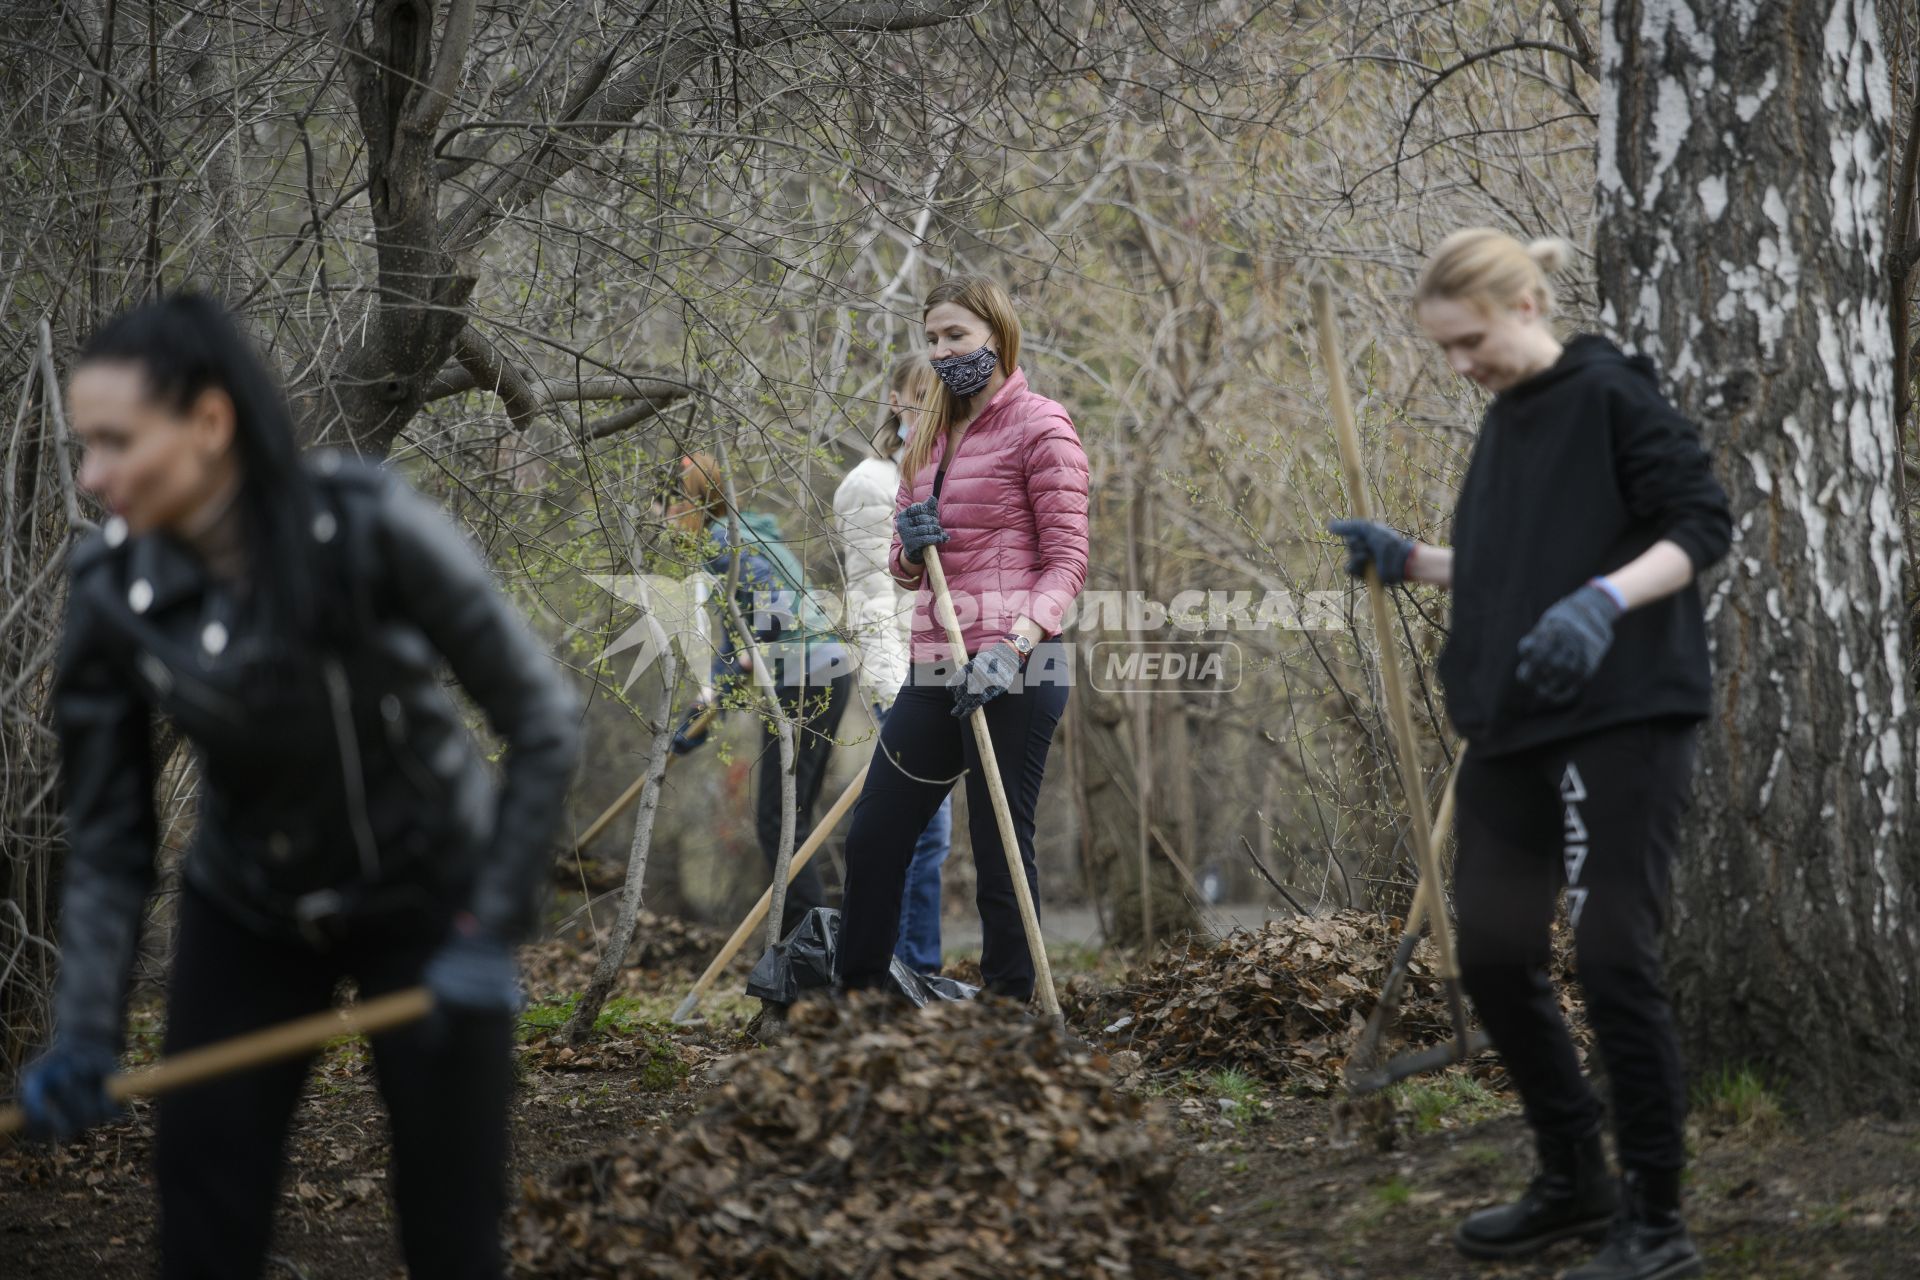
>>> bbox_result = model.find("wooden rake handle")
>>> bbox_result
[1401,747,1463,969]
[570,705,720,856]
[1,987,433,1139]
[1312,280,1458,976]
[922,545,1062,1018]
[670,764,870,1023]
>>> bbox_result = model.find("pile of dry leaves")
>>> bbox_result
[519,911,732,1000]
[508,996,1301,1279]
[1072,911,1585,1094]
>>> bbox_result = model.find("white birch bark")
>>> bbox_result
[1595,0,1920,1104]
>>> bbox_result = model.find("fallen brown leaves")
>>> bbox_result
[0,1124,147,1197]
[1071,911,1587,1095]
[519,911,734,1000]
[508,995,1304,1279]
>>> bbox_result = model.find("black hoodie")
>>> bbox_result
[1437,334,1732,757]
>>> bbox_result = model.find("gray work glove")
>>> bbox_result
[896,498,950,565]
[17,1038,121,1141]
[1328,518,1416,585]
[1515,584,1623,707]
[948,640,1022,719]
[423,916,525,1016]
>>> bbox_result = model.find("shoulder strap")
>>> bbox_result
[931,430,967,503]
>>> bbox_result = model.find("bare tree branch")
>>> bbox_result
[1391,41,1588,180]
[429,341,689,412]
[440,0,979,253]
[581,397,686,442]
[451,325,543,429]
[1547,0,1598,75]
[404,0,475,136]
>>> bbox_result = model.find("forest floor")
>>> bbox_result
[3,908,1916,1279]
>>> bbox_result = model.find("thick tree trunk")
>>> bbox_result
[301,0,477,456]
[1595,0,1920,1111]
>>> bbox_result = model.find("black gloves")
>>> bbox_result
[896,498,949,565]
[1516,583,1623,706]
[422,916,524,1016]
[1328,518,1416,585]
[17,1039,121,1141]
[948,641,1023,719]
[670,701,713,756]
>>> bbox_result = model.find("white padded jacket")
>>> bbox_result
[833,455,912,705]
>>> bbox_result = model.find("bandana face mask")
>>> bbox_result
[930,345,998,398]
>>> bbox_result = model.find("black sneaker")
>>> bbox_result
[1561,1169,1703,1280]
[1454,1128,1618,1260]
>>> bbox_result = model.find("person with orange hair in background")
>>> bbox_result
[667,452,853,939]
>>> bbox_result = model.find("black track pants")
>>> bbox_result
[1453,718,1697,1173]
[836,646,1070,999]
[155,881,512,1279]
[753,666,853,937]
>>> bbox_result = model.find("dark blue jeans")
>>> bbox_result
[894,789,954,972]
[876,698,955,973]
[838,645,1071,1000]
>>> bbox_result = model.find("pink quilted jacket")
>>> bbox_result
[889,369,1091,661]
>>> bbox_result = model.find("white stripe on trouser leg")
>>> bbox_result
[1561,762,1590,929]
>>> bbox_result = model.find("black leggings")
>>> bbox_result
[753,667,853,937]
[155,880,512,1279]
[1453,718,1697,1173]
[836,645,1070,999]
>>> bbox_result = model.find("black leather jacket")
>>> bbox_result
[50,451,582,1047]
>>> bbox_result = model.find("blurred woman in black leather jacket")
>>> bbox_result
[15,295,583,1279]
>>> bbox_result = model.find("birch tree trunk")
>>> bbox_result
[1594,0,1920,1109]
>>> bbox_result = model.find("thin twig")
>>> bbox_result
[1239,834,1309,918]
[39,318,85,530]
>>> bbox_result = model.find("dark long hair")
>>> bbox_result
[78,294,330,642]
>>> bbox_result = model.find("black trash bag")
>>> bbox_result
[745,906,839,1004]
[915,972,981,1003]
[745,907,979,1007]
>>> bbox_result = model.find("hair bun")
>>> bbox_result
[1526,236,1572,275]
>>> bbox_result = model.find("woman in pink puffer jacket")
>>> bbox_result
[836,275,1089,1001]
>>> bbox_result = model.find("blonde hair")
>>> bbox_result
[901,275,1022,481]
[1416,229,1572,316]
[881,354,937,459]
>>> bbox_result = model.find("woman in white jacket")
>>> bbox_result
[833,355,954,973]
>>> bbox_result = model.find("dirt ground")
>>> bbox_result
[4,924,1917,1279]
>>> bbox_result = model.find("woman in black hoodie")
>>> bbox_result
[1332,230,1731,1280]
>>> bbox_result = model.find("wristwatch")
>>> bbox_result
[1005,632,1036,663]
